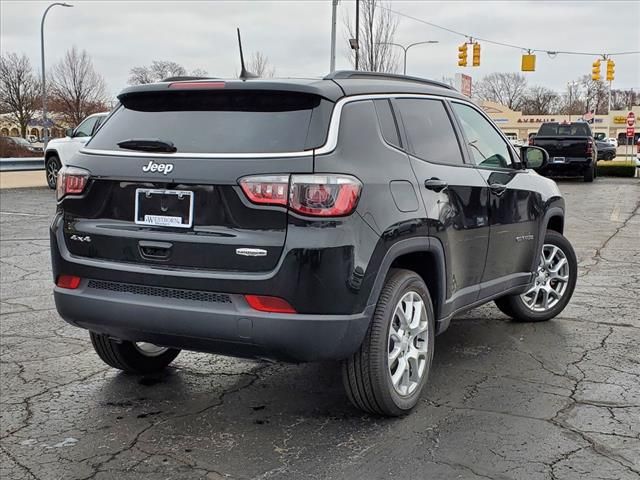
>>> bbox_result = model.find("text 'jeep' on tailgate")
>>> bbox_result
[51,72,577,416]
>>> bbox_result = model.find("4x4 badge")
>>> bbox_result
[236,248,267,257]
[70,234,91,242]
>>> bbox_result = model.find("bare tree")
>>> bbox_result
[558,82,583,115]
[520,86,560,115]
[128,61,209,85]
[49,47,108,126]
[247,52,276,78]
[580,75,608,114]
[0,53,40,138]
[345,0,399,73]
[474,73,528,110]
[610,89,638,110]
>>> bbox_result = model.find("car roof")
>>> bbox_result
[117,70,466,103]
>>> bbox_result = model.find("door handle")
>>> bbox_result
[489,183,507,196]
[424,177,448,192]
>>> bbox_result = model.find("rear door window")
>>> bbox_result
[373,99,401,149]
[395,98,464,165]
[88,91,330,154]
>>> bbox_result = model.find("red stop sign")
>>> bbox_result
[627,112,636,127]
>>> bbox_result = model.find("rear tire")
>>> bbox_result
[584,163,595,182]
[342,269,435,417]
[45,155,61,190]
[90,332,180,374]
[495,230,577,322]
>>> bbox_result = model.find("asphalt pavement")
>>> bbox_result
[1,178,639,480]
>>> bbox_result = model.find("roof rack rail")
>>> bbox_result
[161,76,216,82]
[324,70,455,91]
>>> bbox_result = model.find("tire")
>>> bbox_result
[90,332,180,374]
[495,230,577,323]
[583,163,595,182]
[45,155,61,190]
[342,269,435,417]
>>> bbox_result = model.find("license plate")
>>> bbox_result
[134,189,194,228]
[553,157,565,163]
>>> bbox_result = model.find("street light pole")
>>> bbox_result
[40,2,73,148]
[378,41,439,75]
[354,0,360,70]
[330,0,338,72]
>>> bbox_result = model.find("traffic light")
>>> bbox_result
[458,43,468,67]
[606,59,615,81]
[472,43,481,66]
[591,59,601,81]
[521,54,536,72]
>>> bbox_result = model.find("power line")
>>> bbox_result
[380,6,640,57]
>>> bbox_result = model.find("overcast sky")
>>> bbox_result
[1,0,639,99]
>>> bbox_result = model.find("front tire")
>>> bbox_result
[45,155,61,190]
[90,332,180,374]
[495,230,577,322]
[342,269,435,416]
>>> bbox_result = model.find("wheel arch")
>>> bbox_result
[366,237,446,327]
[45,149,59,162]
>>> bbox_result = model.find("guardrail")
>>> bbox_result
[0,157,45,172]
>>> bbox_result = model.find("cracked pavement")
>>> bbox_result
[1,178,639,480]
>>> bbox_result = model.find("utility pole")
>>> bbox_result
[355,0,360,70]
[330,0,338,72]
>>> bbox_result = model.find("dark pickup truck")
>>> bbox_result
[531,122,597,182]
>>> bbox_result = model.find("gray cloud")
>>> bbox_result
[1,0,638,99]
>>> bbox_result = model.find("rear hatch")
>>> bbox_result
[61,85,334,273]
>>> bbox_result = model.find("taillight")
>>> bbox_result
[239,175,289,206]
[586,140,593,155]
[56,166,90,201]
[289,175,361,217]
[238,174,362,217]
[56,275,81,289]
[245,295,296,313]
[528,137,534,146]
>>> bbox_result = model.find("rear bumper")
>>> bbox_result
[539,157,592,176]
[54,281,372,362]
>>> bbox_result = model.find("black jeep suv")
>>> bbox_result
[51,72,577,416]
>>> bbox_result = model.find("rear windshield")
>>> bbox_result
[538,123,591,137]
[87,90,330,154]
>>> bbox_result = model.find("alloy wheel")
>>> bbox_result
[387,291,430,396]
[46,160,58,187]
[521,243,570,312]
[134,342,169,357]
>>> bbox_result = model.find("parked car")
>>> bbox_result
[594,132,619,148]
[9,136,43,154]
[595,140,616,160]
[44,112,109,189]
[51,72,577,416]
[0,136,36,157]
[530,122,597,182]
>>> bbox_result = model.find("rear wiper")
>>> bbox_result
[117,138,177,153]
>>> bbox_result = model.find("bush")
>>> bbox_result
[597,160,637,178]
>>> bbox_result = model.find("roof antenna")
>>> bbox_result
[237,28,258,80]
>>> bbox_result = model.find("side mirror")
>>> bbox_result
[65,128,74,137]
[519,146,548,170]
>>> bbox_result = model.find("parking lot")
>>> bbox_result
[1,178,638,480]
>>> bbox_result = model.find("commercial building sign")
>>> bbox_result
[613,116,628,124]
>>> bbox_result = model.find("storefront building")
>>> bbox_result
[479,101,640,144]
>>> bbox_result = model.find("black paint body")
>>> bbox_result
[51,75,565,361]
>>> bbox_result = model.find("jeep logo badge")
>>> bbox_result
[142,160,174,175]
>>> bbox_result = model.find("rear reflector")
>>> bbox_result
[168,81,226,89]
[245,295,296,314]
[57,275,81,289]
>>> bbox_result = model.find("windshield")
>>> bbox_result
[87,90,331,154]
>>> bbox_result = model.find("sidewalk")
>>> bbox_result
[0,170,48,189]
